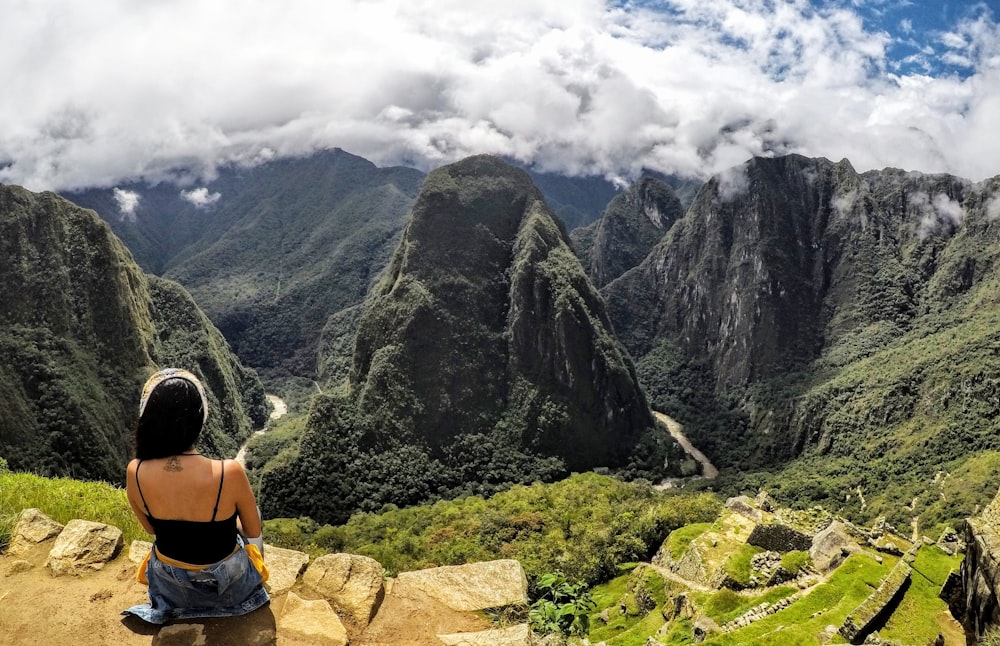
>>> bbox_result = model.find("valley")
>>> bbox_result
[4,147,1000,643]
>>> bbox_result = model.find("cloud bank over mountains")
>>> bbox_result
[1,0,998,191]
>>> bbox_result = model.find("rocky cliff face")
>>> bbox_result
[0,184,266,481]
[571,175,684,288]
[603,155,1000,492]
[955,489,1000,638]
[606,154,992,387]
[262,156,674,524]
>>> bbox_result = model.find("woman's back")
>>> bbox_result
[131,455,242,564]
[132,455,237,522]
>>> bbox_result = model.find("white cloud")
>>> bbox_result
[911,191,965,239]
[181,187,221,209]
[832,190,858,218]
[113,188,140,221]
[986,194,1000,221]
[716,164,749,202]
[0,1,998,191]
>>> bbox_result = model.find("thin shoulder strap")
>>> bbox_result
[211,460,225,521]
[135,460,152,516]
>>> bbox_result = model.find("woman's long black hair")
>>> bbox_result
[134,377,204,460]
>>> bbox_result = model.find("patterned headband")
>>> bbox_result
[138,368,209,425]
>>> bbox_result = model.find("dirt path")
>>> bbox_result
[654,411,719,479]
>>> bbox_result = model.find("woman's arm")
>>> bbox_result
[125,459,156,536]
[226,459,263,540]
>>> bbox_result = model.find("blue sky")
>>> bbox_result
[1,0,999,193]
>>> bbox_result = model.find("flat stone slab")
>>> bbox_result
[438,623,533,645]
[278,591,348,646]
[394,559,528,612]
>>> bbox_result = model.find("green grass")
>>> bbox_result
[0,471,149,549]
[879,546,964,644]
[722,543,765,588]
[702,586,798,626]
[586,565,681,646]
[666,522,713,560]
[700,553,891,645]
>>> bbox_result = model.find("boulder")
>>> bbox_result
[128,540,153,564]
[8,508,64,555]
[277,591,348,646]
[394,559,528,612]
[45,519,123,576]
[438,623,534,645]
[302,553,385,627]
[810,520,861,572]
[264,544,310,595]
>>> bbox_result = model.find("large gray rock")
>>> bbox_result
[302,553,385,627]
[45,519,123,575]
[8,508,64,555]
[394,559,528,612]
[128,539,153,564]
[810,520,861,572]
[277,591,348,646]
[438,623,534,645]
[264,544,310,595]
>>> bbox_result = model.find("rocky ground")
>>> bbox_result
[0,514,520,646]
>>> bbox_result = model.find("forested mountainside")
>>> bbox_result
[0,184,267,482]
[65,151,652,387]
[259,156,684,524]
[66,150,425,381]
[601,154,1000,527]
[571,175,685,288]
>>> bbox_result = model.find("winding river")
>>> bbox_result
[653,410,719,480]
[234,394,288,465]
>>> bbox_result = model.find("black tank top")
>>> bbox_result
[135,459,239,564]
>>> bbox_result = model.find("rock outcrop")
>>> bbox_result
[1,508,522,645]
[810,521,863,573]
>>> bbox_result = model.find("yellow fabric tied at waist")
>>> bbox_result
[135,544,268,585]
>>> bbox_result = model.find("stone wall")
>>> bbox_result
[746,523,812,553]
[839,552,913,644]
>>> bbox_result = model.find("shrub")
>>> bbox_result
[528,572,595,637]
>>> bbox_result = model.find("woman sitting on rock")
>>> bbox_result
[122,368,269,624]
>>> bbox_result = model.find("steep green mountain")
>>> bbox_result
[603,154,1000,527]
[0,184,267,482]
[66,149,426,383]
[260,155,682,524]
[571,175,685,288]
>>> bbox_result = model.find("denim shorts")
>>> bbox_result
[123,537,269,624]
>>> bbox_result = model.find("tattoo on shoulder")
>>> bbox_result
[164,456,183,472]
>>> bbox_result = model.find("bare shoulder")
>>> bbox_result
[222,459,248,476]
[126,458,140,475]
